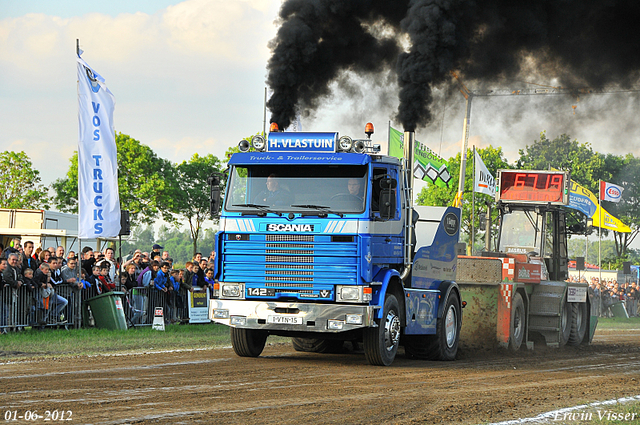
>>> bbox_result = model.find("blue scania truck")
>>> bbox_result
[208,125,463,366]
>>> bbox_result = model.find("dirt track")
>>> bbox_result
[2,328,640,425]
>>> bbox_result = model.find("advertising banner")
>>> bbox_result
[188,288,211,323]
[389,127,451,187]
[77,54,121,238]
[473,149,496,196]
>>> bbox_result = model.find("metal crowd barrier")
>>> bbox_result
[114,286,192,327]
[0,284,79,331]
[1,284,198,331]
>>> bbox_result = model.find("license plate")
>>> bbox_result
[267,315,303,325]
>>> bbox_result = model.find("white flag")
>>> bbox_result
[600,181,624,203]
[77,54,121,238]
[474,149,496,196]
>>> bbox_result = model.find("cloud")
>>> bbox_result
[0,0,280,188]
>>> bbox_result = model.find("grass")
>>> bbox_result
[595,316,640,330]
[0,323,234,358]
[0,323,291,359]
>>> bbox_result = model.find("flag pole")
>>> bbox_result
[388,120,391,155]
[599,179,602,284]
[263,87,267,137]
[76,38,82,302]
[471,145,476,254]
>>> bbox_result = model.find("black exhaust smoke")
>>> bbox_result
[267,0,640,132]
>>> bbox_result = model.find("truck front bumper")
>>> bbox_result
[210,299,377,332]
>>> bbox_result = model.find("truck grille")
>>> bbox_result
[266,234,314,242]
[222,233,358,286]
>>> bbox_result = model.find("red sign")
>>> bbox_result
[499,171,566,204]
[514,262,542,283]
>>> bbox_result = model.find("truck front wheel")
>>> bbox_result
[230,328,268,357]
[363,294,401,366]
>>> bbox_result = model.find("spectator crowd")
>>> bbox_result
[0,237,217,332]
[568,275,640,317]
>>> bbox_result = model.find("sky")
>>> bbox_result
[2,0,640,223]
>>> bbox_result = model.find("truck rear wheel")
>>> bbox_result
[430,291,461,360]
[363,294,401,366]
[560,299,572,346]
[230,328,268,357]
[405,291,461,361]
[291,338,344,353]
[509,293,525,351]
[568,302,588,345]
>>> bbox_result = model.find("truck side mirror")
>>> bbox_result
[379,177,397,189]
[208,173,222,219]
[379,189,396,220]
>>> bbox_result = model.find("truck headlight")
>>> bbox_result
[213,309,229,319]
[328,320,344,330]
[338,136,353,152]
[251,135,266,151]
[336,285,371,303]
[340,286,359,300]
[221,283,244,298]
[230,316,247,326]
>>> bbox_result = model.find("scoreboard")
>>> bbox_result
[497,170,570,205]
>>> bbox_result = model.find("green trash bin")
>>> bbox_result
[610,301,629,318]
[86,291,128,330]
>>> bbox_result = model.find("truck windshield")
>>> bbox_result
[225,164,368,214]
[498,210,541,254]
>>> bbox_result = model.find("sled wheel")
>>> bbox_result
[509,293,525,351]
[568,302,588,346]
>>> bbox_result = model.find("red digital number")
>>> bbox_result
[514,173,527,187]
[500,171,564,203]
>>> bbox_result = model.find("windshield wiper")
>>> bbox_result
[290,204,344,218]
[232,203,282,216]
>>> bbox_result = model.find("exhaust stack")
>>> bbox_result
[400,130,415,281]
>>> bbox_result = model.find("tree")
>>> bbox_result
[172,153,223,257]
[417,145,510,253]
[517,132,637,258]
[52,133,178,225]
[0,151,50,209]
[516,132,624,196]
[606,154,640,257]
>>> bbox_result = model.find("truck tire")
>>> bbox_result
[429,291,461,360]
[405,291,461,361]
[509,293,525,351]
[568,302,588,346]
[560,299,572,346]
[291,338,344,353]
[230,328,268,357]
[363,294,401,366]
